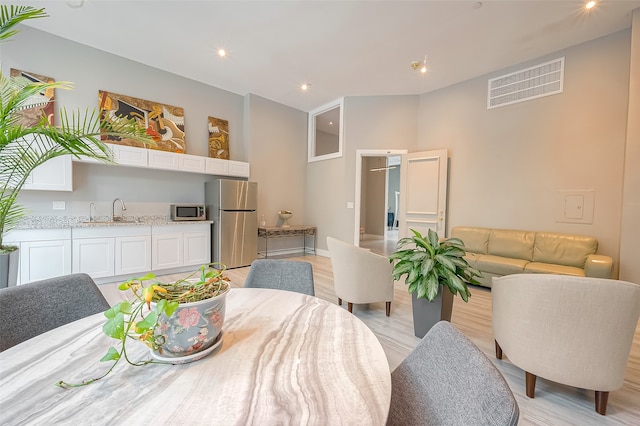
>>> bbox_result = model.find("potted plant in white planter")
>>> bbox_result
[0,5,152,287]
[56,263,231,388]
[389,228,481,338]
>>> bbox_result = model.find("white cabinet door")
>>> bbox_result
[111,144,148,167]
[115,235,152,275]
[183,231,211,266]
[20,240,72,284]
[73,238,115,278]
[148,150,180,170]
[23,155,73,191]
[179,154,206,173]
[152,233,183,270]
[205,157,229,175]
[227,160,250,177]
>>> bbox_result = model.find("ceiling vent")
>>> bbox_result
[487,57,564,109]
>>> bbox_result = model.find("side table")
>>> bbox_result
[258,226,317,258]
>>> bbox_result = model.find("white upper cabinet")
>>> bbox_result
[227,160,250,178]
[111,144,148,167]
[205,157,229,175]
[178,153,206,173]
[148,149,180,170]
[23,155,73,191]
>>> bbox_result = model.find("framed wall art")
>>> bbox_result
[208,116,229,159]
[10,69,55,127]
[98,90,186,153]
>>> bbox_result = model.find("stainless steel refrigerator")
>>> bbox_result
[205,179,258,269]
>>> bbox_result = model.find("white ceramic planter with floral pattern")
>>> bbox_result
[152,284,229,359]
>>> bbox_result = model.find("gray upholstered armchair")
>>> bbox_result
[492,274,640,415]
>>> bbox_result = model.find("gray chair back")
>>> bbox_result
[244,259,315,296]
[0,273,110,352]
[387,321,519,426]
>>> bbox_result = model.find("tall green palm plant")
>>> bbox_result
[0,5,152,253]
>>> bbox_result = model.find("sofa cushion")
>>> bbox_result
[488,229,535,260]
[463,252,483,268]
[524,262,586,277]
[533,232,598,268]
[451,226,490,254]
[476,255,528,276]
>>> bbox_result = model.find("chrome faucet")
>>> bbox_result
[89,202,96,222]
[112,198,127,221]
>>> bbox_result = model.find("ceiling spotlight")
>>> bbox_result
[301,83,311,91]
[411,55,428,74]
[217,48,227,58]
[585,0,596,10]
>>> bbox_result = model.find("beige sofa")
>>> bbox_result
[450,226,613,287]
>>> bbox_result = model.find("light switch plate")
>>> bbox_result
[52,201,66,210]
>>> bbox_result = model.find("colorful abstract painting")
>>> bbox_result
[98,90,186,153]
[10,69,55,127]
[208,116,229,159]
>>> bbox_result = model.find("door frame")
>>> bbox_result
[354,149,408,246]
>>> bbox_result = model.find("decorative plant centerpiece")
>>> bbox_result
[56,263,231,388]
[389,229,481,337]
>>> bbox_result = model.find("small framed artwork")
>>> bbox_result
[98,90,186,153]
[10,69,55,127]
[208,116,229,159]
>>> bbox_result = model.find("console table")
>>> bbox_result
[258,225,316,258]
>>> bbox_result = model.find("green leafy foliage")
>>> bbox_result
[389,229,482,302]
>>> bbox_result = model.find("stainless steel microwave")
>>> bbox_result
[170,204,206,221]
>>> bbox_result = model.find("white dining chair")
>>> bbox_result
[327,236,394,316]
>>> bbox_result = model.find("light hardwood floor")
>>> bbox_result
[100,255,640,425]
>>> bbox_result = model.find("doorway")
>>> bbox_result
[354,150,407,255]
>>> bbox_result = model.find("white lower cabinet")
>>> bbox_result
[183,231,211,266]
[4,229,72,285]
[152,224,210,270]
[72,226,152,279]
[115,235,152,275]
[152,232,183,270]
[73,237,115,278]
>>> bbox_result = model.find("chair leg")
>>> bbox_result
[525,372,537,398]
[595,391,609,415]
[495,340,503,359]
[338,298,342,306]
[385,302,391,317]
[347,302,353,313]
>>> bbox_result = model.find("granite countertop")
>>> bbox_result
[15,216,213,230]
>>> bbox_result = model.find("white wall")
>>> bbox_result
[619,9,640,283]
[416,30,630,275]
[306,96,419,248]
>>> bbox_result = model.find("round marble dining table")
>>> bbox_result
[0,288,391,425]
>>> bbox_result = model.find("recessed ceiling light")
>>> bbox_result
[301,83,311,91]
[217,48,227,58]
[585,1,596,10]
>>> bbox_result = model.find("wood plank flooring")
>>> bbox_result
[99,254,640,425]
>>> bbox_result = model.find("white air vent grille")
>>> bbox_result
[488,57,564,109]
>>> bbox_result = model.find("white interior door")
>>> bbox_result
[398,149,448,239]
